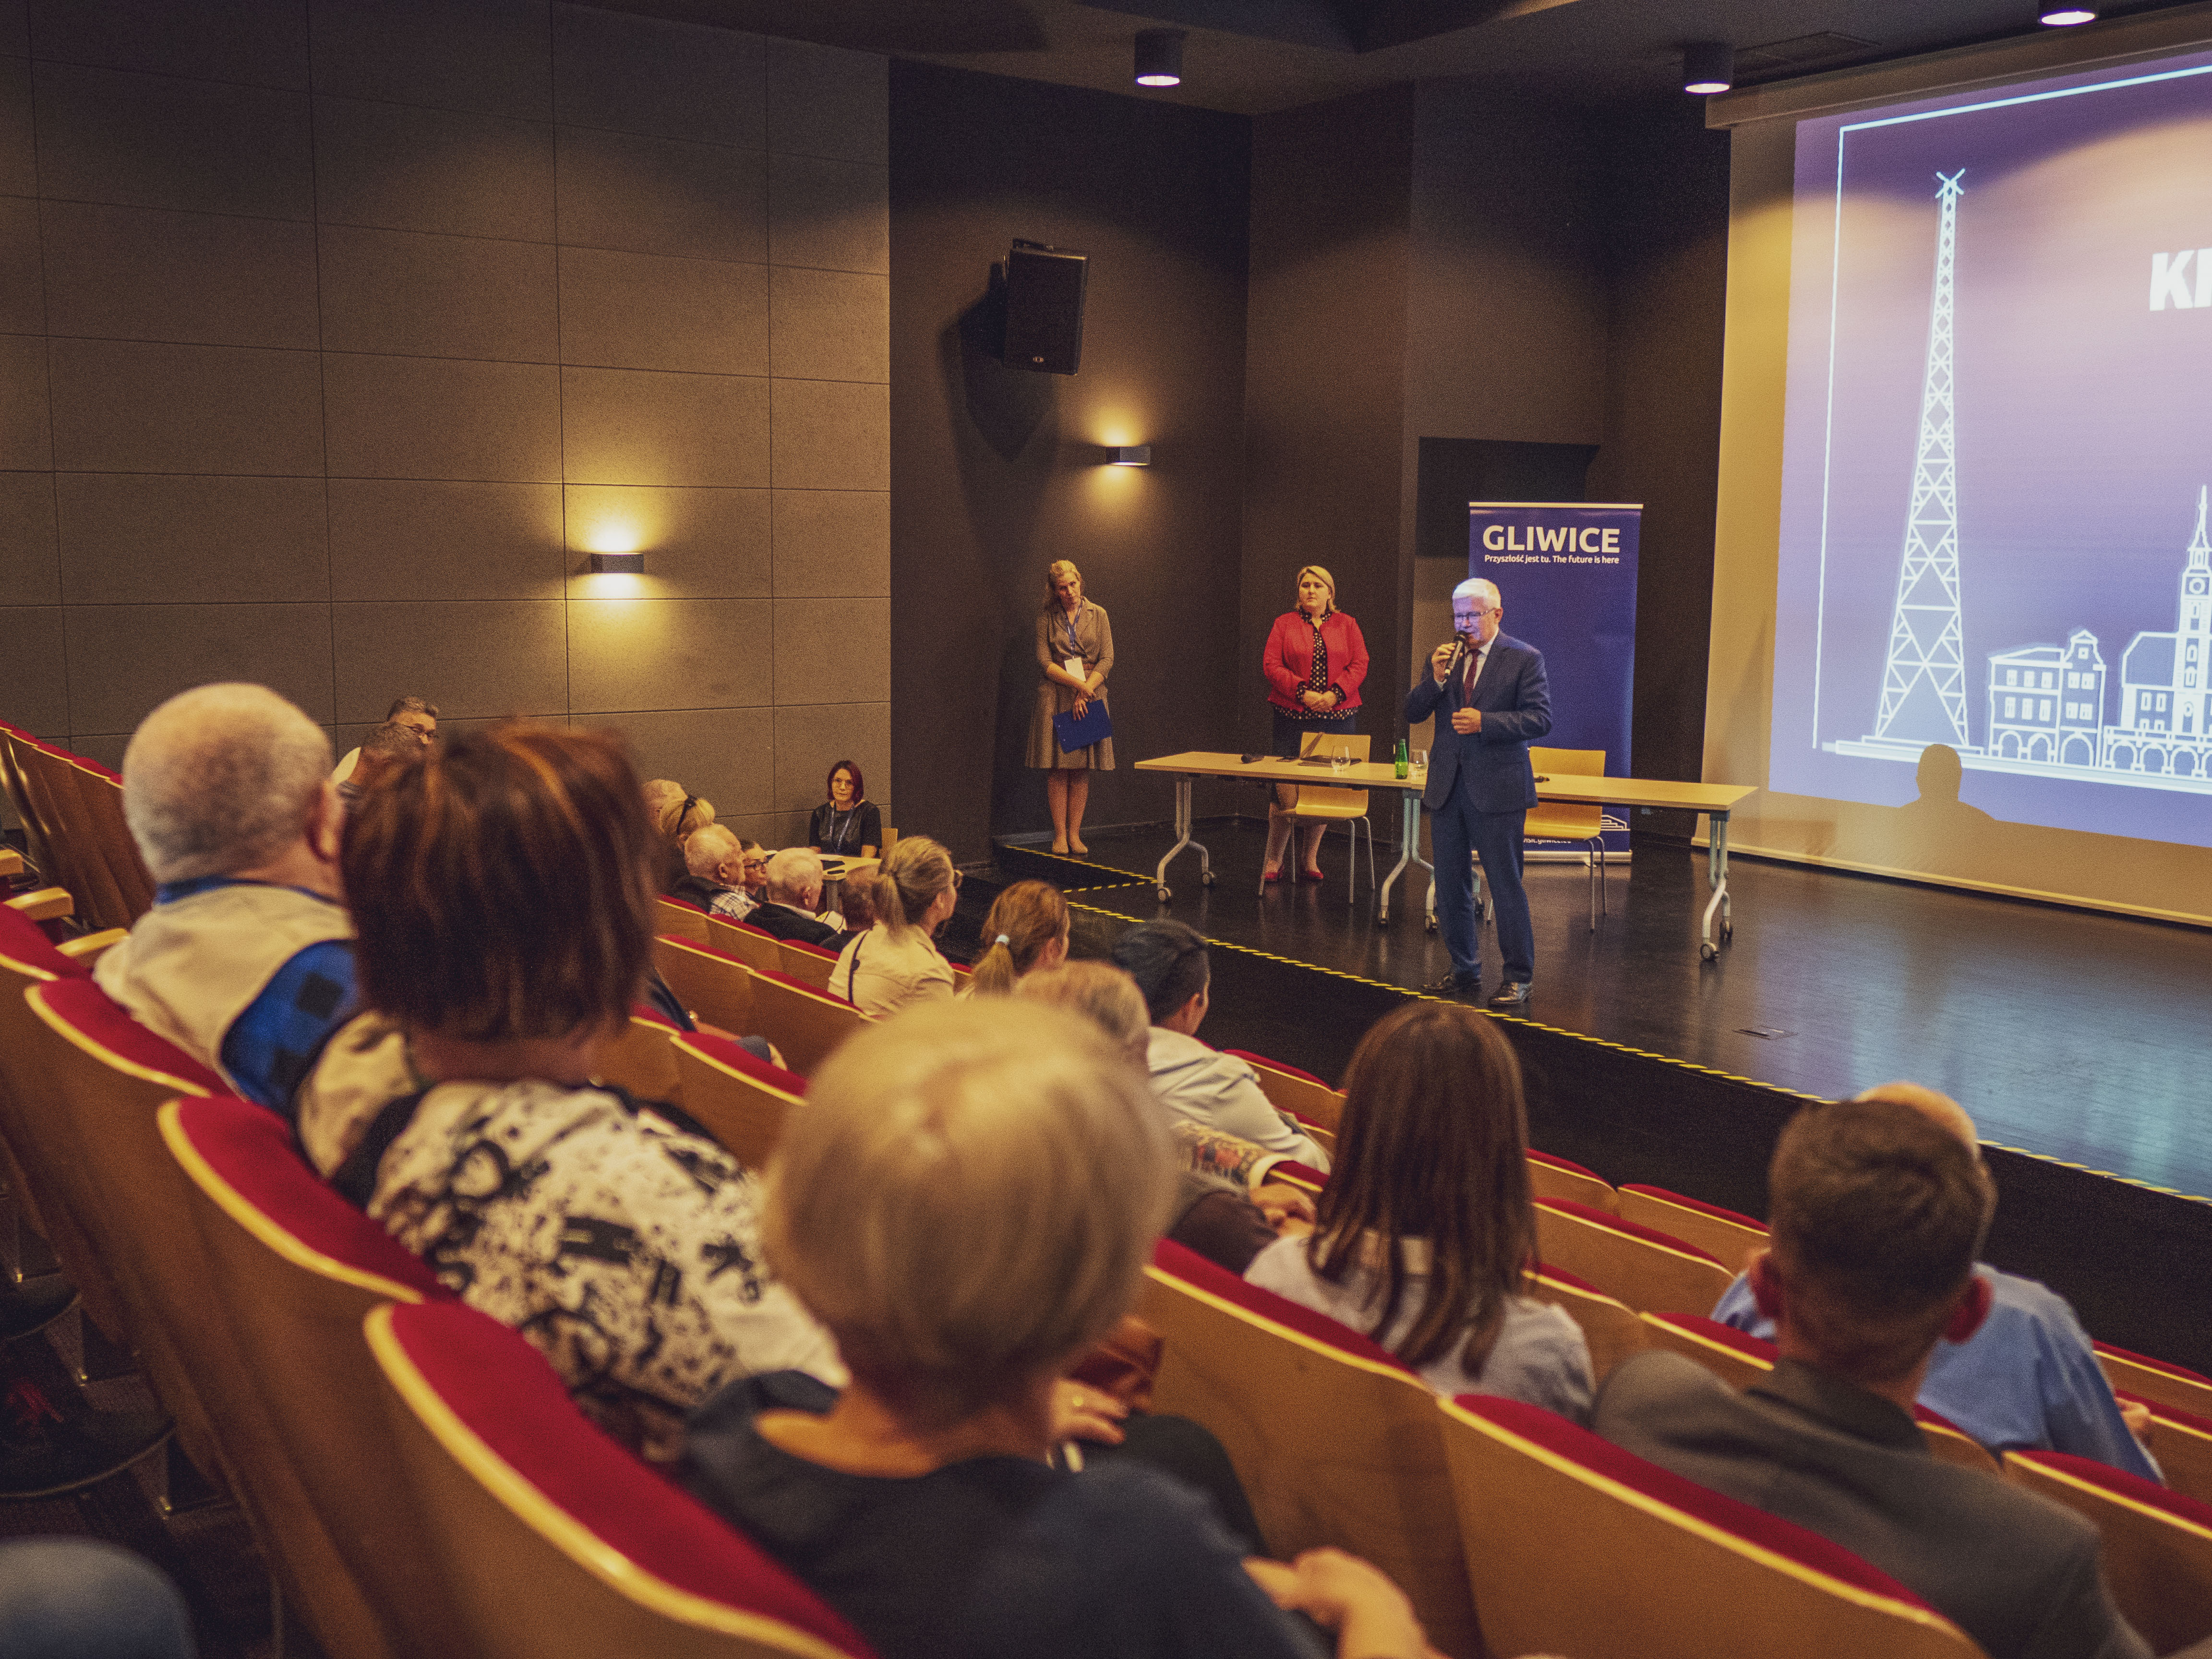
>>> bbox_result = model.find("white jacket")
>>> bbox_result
[1145,1028,1331,1172]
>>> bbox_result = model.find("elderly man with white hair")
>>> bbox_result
[94,683,357,1116]
[669,823,757,920]
[747,847,844,949]
[1709,1081,2161,1484]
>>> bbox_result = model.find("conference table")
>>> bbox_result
[1133,751,1760,960]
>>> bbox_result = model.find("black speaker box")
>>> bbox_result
[1001,241,1087,375]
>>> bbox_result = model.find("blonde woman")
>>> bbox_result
[832,835,958,1016]
[681,1001,1438,1659]
[965,879,1070,996]
[1029,559,1115,857]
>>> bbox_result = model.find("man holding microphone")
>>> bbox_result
[1405,577,1551,1006]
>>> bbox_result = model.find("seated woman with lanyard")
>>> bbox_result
[294,722,842,1460]
[807,759,881,862]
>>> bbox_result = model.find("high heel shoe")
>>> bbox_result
[1298,866,1325,883]
[1262,866,1283,883]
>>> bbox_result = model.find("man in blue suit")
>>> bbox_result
[1403,577,1551,1005]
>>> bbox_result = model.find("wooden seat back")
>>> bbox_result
[744,970,870,1079]
[1138,1239,1481,1658]
[1616,1184,1766,1278]
[2095,1343,2212,1420]
[365,1300,879,1659]
[1526,1262,1648,1382]
[1533,1196,1736,1315]
[596,1007,687,1105]
[670,1033,806,1172]
[777,938,840,994]
[161,1095,459,1659]
[1290,730,1370,817]
[1221,1049,1343,1134]
[1527,1148,1617,1213]
[2003,1449,2212,1653]
[654,936,756,1036]
[1522,746,1607,842]
[657,896,713,944]
[1438,1392,1983,1659]
[707,916,786,975]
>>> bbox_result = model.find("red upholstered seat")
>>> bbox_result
[2004,1448,2212,1651]
[1141,1238,1478,1655]
[1534,1194,1738,1315]
[743,967,871,1077]
[676,1028,807,1098]
[2096,1342,2212,1421]
[1619,1184,1763,1233]
[1616,1183,1769,1273]
[161,1094,445,1300]
[35,976,225,1094]
[0,900,88,979]
[670,1028,808,1168]
[1268,1159,1329,1192]
[1526,1146,1618,1212]
[367,1299,878,1659]
[1221,1048,1330,1088]
[2115,1388,2212,1507]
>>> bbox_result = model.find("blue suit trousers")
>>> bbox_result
[1432,798,1534,985]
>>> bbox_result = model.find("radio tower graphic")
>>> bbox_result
[1872,170,1972,749]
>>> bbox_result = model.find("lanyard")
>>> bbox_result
[1062,602,1085,658]
[825,805,857,851]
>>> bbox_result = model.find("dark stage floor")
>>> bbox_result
[982,817,2212,1206]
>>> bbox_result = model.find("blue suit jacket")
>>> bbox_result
[1403,633,1552,815]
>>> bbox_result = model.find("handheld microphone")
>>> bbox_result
[1444,634,1469,681]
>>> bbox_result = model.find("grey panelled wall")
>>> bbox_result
[0,0,889,851]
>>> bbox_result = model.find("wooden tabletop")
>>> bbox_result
[1135,751,1758,814]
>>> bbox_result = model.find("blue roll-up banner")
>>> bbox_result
[1470,501,1641,853]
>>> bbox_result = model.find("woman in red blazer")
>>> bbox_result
[1261,565,1369,882]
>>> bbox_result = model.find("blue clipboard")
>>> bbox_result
[1053,701,1113,752]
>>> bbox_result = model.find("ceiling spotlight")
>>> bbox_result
[1135,28,1184,87]
[1682,41,1735,95]
[2038,2,2096,22]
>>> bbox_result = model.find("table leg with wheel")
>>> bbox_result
[1154,777,1211,903]
[1699,809,1734,961]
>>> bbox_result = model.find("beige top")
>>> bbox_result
[94,880,354,1094]
[832,925,956,1018]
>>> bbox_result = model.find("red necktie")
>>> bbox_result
[1463,646,1479,700]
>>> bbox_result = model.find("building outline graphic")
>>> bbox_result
[1824,173,2212,795]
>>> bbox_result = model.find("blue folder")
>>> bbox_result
[1053,701,1114,752]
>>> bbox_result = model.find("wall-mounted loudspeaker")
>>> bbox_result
[1001,240,1087,374]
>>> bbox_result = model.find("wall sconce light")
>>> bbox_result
[1110,445,1152,467]
[1134,29,1184,87]
[590,552,645,574]
[1682,42,1735,95]
[2037,2,2096,22]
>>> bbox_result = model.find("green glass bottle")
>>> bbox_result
[1394,737,1409,778]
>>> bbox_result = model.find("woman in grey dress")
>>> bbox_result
[1029,558,1115,856]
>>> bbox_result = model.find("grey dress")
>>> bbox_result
[1028,600,1116,770]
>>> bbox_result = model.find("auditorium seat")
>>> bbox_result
[364,1299,879,1659]
[1265,1159,1329,1196]
[594,1005,686,1106]
[707,915,786,975]
[653,935,757,1036]
[1137,1238,1481,1658]
[53,746,154,928]
[1635,1312,1998,1475]
[2115,1389,2212,1507]
[656,895,713,945]
[1437,1392,1983,1659]
[1525,1262,1647,1381]
[5,884,71,923]
[1614,1184,1767,1275]
[1221,1048,1345,1135]
[17,980,232,1489]
[1526,1147,1617,1213]
[1532,1196,1737,1315]
[161,1094,458,1659]
[743,968,870,1078]
[2002,1449,2212,1653]
[776,936,840,993]
[670,1031,806,1172]
[2095,1342,2212,1420]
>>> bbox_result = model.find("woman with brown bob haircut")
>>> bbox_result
[296,722,842,1459]
[1241,1001,1593,1420]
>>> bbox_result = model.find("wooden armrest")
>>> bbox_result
[4,888,72,923]
[56,927,129,964]
[0,848,21,878]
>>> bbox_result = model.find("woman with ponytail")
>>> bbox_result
[964,880,1070,997]
[832,836,959,1016]
[1241,1000,1593,1420]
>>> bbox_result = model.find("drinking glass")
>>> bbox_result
[1331,743,1350,777]
[1412,747,1428,781]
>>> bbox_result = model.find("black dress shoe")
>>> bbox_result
[1487,980,1532,1008]
[1424,971,1482,998]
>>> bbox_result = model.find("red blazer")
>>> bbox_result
[1263,610,1370,714]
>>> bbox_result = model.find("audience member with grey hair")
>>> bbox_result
[95,683,359,1118]
[668,823,754,921]
[746,847,843,949]
[682,1001,1438,1659]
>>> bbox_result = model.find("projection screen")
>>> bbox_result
[1705,11,2212,926]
